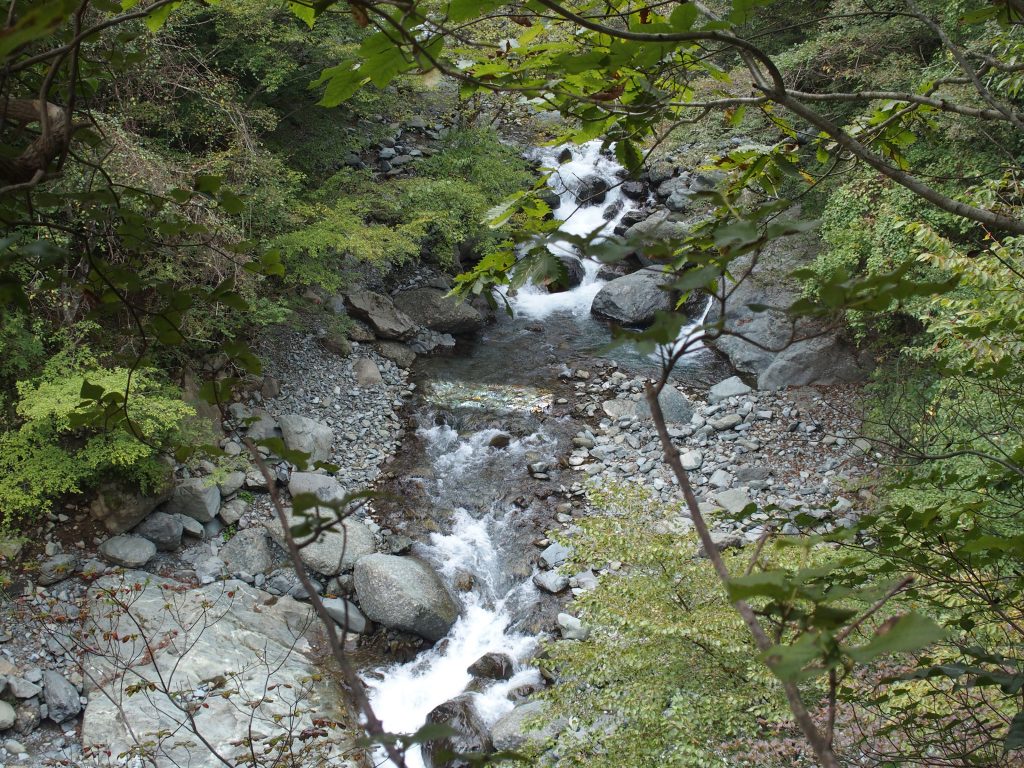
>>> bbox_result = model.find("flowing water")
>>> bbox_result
[362,142,726,767]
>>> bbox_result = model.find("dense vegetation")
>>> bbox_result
[2,1,1024,766]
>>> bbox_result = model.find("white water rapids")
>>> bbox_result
[363,142,713,768]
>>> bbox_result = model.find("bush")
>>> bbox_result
[0,352,192,530]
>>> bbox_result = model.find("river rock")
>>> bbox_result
[557,612,589,640]
[37,554,78,586]
[715,488,754,516]
[710,413,742,431]
[601,386,692,424]
[164,478,220,523]
[42,671,80,724]
[533,570,568,594]
[90,476,173,535]
[624,209,693,248]
[353,357,383,387]
[322,597,368,634]
[245,410,280,441]
[423,695,492,768]
[544,255,585,293]
[574,174,609,206]
[81,575,351,766]
[539,542,570,569]
[591,268,673,326]
[133,512,183,551]
[376,341,417,368]
[621,180,648,200]
[99,535,156,568]
[217,470,246,497]
[219,528,273,576]
[467,652,514,680]
[288,471,345,503]
[0,702,14,730]
[344,289,417,340]
[709,375,752,404]
[278,414,333,465]
[705,223,869,389]
[393,287,483,335]
[267,509,375,576]
[353,555,458,642]
[491,700,560,752]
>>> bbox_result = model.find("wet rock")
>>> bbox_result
[423,695,492,768]
[353,554,459,642]
[574,174,609,206]
[164,478,220,523]
[99,535,156,568]
[543,255,585,293]
[467,652,513,680]
[591,268,673,326]
[393,287,484,335]
[344,289,418,340]
[620,180,648,200]
[488,433,512,449]
[133,512,183,551]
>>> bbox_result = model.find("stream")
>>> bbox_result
[361,142,723,767]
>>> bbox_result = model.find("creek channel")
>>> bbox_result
[360,142,724,767]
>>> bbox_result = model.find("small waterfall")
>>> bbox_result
[508,141,640,319]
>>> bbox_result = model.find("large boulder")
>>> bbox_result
[393,287,484,335]
[42,671,81,724]
[353,554,459,642]
[90,476,173,535]
[423,695,492,768]
[133,512,184,551]
[601,386,693,424]
[343,289,417,340]
[705,224,869,389]
[266,508,375,577]
[624,209,693,248]
[278,414,333,465]
[218,528,273,576]
[99,535,156,568]
[591,268,673,326]
[81,575,352,767]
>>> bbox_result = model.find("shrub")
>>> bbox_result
[0,354,192,530]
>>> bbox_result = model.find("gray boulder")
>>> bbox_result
[591,268,673,326]
[219,528,273,576]
[706,223,869,389]
[393,287,484,335]
[353,554,459,642]
[99,535,156,568]
[539,542,570,569]
[467,652,513,680]
[601,387,692,424]
[90,477,173,535]
[42,671,80,724]
[164,478,220,523]
[278,414,333,465]
[353,358,383,387]
[245,410,280,442]
[375,341,417,369]
[0,701,14,730]
[423,695,492,768]
[708,376,752,404]
[624,209,692,247]
[81,576,350,767]
[133,512,183,551]
[288,472,345,503]
[344,289,417,340]
[266,508,375,577]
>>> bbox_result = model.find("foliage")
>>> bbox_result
[537,484,819,768]
[0,349,192,530]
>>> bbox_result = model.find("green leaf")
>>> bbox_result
[1005,711,1024,753]
[145,0,183,32]
[287,1,316,27]
[846,613,946,664]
